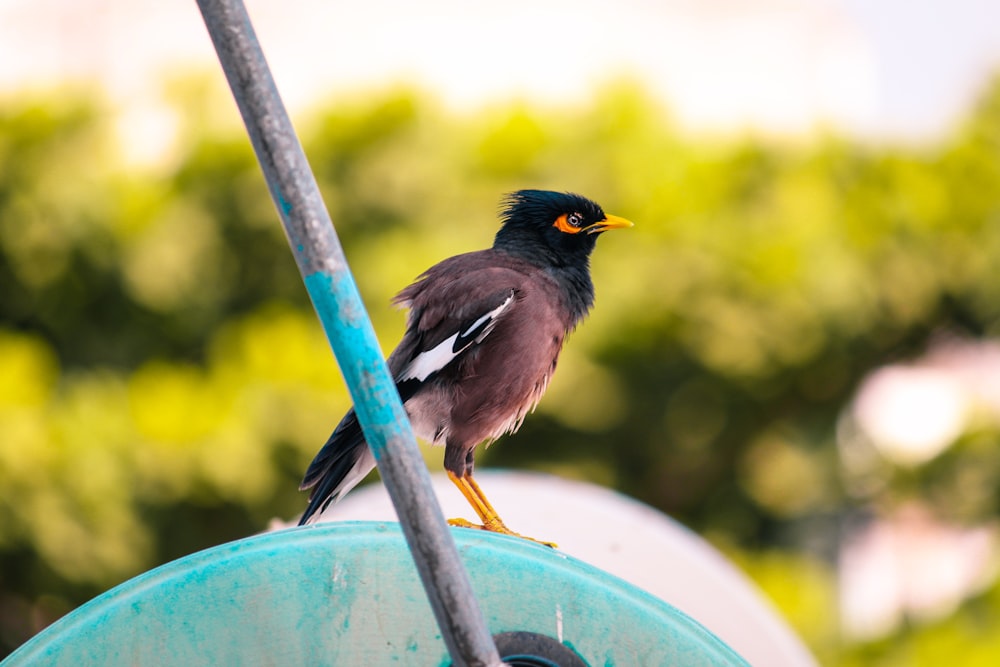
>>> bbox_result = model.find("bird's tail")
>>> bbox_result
[298,409,377,525]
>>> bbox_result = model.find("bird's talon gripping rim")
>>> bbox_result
[482,517,507,532]
[446,517,558,548]
[446,471,558,547]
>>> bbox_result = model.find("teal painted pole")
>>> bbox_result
[194,2,502,666]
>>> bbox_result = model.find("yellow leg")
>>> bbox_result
[446,471,557,548]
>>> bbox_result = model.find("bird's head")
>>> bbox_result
[493,190,632,266]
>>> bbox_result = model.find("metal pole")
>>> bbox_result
[194,2,503,665]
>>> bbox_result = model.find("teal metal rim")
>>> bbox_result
[6,522,750,666]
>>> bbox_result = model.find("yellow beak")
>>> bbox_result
[586,213,634,234]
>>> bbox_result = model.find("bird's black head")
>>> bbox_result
[493,190,632,268]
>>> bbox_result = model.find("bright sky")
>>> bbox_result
[1,0,999,141]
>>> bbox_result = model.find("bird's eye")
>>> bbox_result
[553,212,587,234]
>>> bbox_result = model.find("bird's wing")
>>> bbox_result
[395,289,515,383]
[388,263,526,386]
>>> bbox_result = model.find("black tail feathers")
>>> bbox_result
[298,410,370,525]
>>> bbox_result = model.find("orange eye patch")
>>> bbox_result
[553,213,585,234]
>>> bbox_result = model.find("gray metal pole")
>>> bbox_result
[194,2,503,665]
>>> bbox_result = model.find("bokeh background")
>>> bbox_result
[3,0,1000,663]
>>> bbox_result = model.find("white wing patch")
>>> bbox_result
[398,291,515,383]
[400,331,461,382]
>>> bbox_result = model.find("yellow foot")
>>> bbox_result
[447,517,557,548]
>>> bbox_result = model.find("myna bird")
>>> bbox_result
[298,190,632,544]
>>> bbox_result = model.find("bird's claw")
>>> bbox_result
[447,517,557,548]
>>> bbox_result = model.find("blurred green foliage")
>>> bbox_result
[3,75,1000,663]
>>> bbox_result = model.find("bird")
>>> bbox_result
[297,190,632,544]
